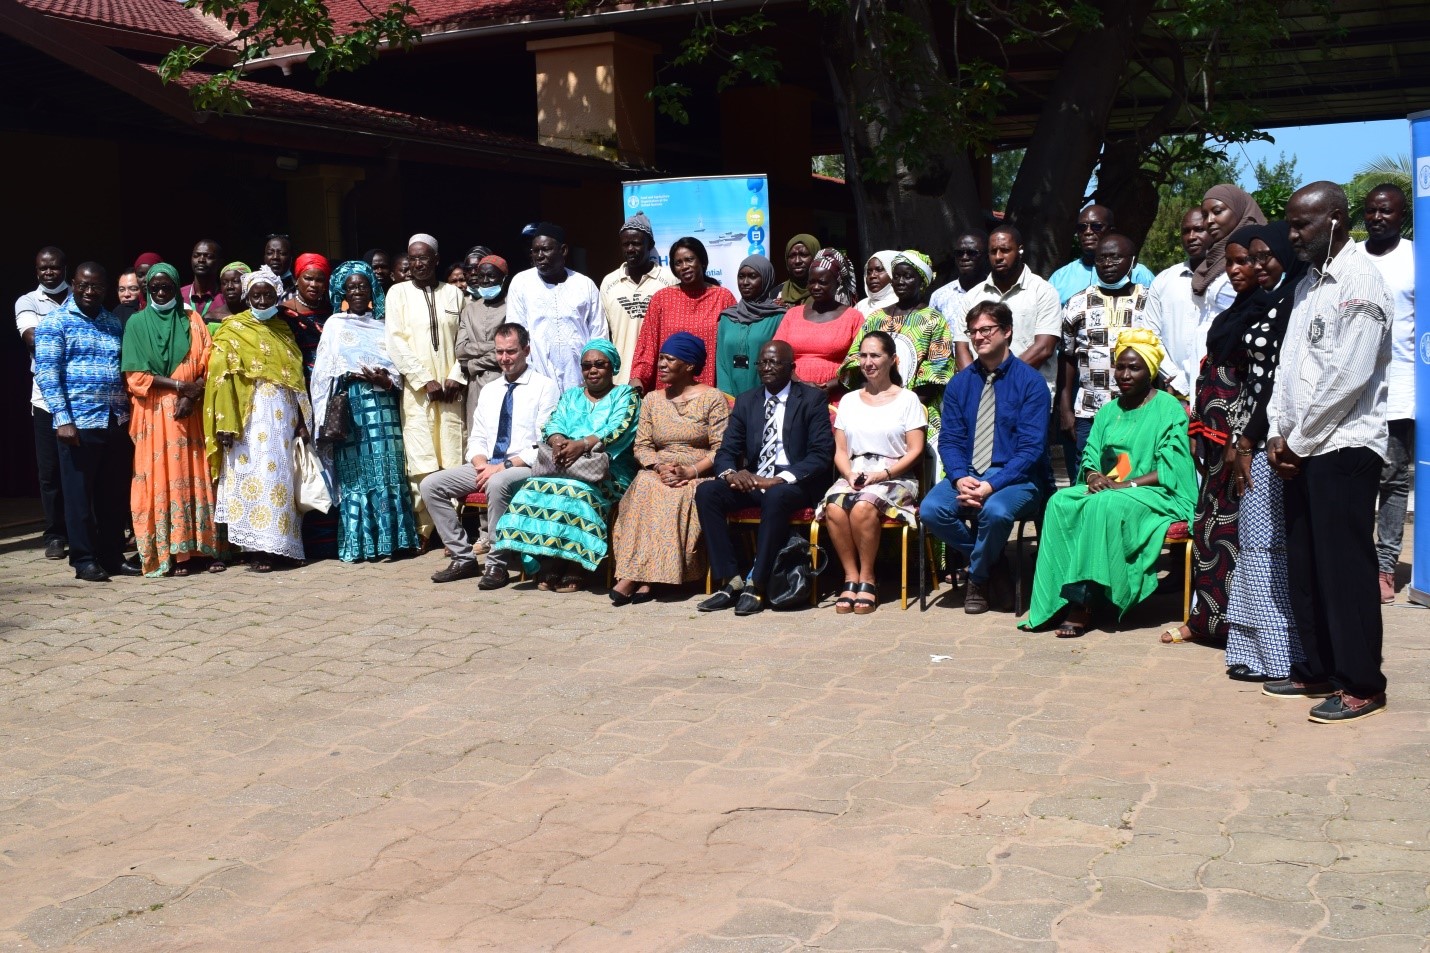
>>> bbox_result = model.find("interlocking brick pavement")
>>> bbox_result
[1,539,1427,952]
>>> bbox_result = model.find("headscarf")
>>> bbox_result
[1203,222,1308,363]
[294,253,331,278]
[242,266,283,299]
[408,233,439,253]
[133,252,163,271]
[809,247,856,306]
[120,263,191,376]
[1113,327,1167,378]
[891,249,935,292]
[1193,184,1266,296]
[856,250,900,314]
[659,331,707,373]
[620,212,655,243]
[581,338,622,373]
[778,233,820,305]
[720,254,784,326]
[220,261,251,278]
[478,254,509,275]
[328,260,385,319]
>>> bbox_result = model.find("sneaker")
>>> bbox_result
[1308,691,1386,723]
[477,563,510,591]
[1379,571,1395,605]
[964,579,990,615]
[44,539,66,560]
[431,559,481,584]
[1262,678,1336,699]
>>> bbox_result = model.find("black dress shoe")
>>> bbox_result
[478,563,511,591]
[698,586,740,612]
[733,589,765,616]
[75,563,110,583]
[44,539,66,560]
[108,561,143,577]
[431,559,481,583]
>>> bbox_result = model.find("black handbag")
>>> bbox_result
[766,532,827,610]
[317,378,352,444]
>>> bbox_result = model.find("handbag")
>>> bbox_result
[317,378,352,445]
[531,443,611,484]
[293,437,333,514]
[766,532,828,610]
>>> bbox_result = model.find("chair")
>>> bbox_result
[1164,520,1193,622]
[460,490,615,586]
[1010,500,1046,617]
[811,508,939,611]
[706,507,820,606]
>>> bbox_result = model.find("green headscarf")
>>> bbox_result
[778,233,820,306]
[121,262,191,376]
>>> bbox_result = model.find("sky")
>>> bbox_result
[1232,119,1411,190]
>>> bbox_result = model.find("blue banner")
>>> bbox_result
[621,175,770,289]
[1412,111,1430,605]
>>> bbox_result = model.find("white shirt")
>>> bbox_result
[929,279,981,330]
[1269,241,1394,459]
[599,263,677,385]
[1141,262,1228,396]
[952,265,1062,394]
[752,382,797,482]
[834,387,927,461]
[1361,238,1415,420]
[15,284,68,412]
[506,267,607,394]
[465,366,560,464]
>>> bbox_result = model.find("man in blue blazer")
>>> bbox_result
[696,340,834,615]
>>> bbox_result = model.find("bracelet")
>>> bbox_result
[1235,448,1253,456]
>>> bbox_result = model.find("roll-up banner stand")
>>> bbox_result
[1410,110,1429,606]
[620,175,771,287]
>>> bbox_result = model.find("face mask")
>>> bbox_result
[251,305,279,321]
[1096,273,1132,291]
[150,297,178,313]
[476,284,504,300]
[42,279,69,294]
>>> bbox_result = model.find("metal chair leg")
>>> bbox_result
[900,524,909,610]
[809,520,820,606]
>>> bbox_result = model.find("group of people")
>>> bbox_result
[18,177,1412,722]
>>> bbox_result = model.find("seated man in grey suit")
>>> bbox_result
[696,340,834,615]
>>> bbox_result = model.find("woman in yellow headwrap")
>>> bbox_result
[1022,328,1197,637]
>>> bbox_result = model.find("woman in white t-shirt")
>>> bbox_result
[816,330,928,614]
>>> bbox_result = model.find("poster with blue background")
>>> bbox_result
[621,175,770,290]
[1410,110,1429,605]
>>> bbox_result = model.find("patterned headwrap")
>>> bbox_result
[809,247,856,305]
[294,252,331,277]
[581,338,622,373]
[242,265,283,298]
[329,260,385,320]
[220,261,251,277]
[1113,327,1168,378]
[478,254,509,275]
[891,249,935,291]
[408,233,439,254]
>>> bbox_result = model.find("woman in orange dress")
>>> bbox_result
[122,262,225,576]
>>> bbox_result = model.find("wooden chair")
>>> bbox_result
[1163,519,1193,622]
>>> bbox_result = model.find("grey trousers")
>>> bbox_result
[419,464,531,567]
[1376,418,1414,574]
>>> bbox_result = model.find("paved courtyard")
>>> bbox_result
[1,535,1427,952]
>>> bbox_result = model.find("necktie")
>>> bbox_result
[971,374,996,474]
[756,395,779,477]
[490,380,518,462]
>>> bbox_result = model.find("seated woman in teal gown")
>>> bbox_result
[1023,328,1196,637]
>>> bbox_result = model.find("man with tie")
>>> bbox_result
[420,323,560,587]
[695,340,835,616]
[920,301,1051,613]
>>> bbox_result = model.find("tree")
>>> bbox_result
[1137,145,1239,272]
[1250,151,1300,220]
[990,150,1025,212]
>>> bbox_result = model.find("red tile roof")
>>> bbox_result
[319,1,571,30]
[18,0,232,45]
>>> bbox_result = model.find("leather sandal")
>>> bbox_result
[852,581,878,615]
[835,582,859,614]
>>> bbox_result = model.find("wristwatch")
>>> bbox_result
[503,459,514,469]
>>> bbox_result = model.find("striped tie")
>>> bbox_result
[756,395,779,477]
[971,374,996,474]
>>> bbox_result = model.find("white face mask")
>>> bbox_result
[1096,256,1136,291]
[251,304,280,321]
[475,284,504,300]
[150,296,178,313]
[42,279,69,294]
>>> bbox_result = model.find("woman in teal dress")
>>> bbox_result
[715,254,785,396]
[310,260,419,562]
[1023,328,1196,637]
[493,339,640,592]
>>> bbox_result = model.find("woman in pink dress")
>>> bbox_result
[772,248,864,399]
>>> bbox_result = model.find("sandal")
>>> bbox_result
[835,582,859,614]
[554,574,583,594]
[1226,664,1271,682]
[246,559,273,574]
[1160,625,1203,645]
[852,581,878,615]
[1055,621,1087,639]
[207,560,227,573]
[536,571,558,591]
[172,564,191,577]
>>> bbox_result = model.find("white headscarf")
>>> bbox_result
[309,311,402,474]
[242,265,283,298]
[854,250,901,316]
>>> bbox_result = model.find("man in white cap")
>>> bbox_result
[386,233,467,540]
[506,222,606,392]
[599,211,675,385]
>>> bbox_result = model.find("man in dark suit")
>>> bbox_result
[696,340,834,615]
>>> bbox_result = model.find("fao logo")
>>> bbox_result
[1420,331,1430,364]
[627,195,640,209]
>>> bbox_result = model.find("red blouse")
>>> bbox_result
[772,304,865,386]
[629,283,735,391]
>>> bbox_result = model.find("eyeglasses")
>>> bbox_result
[1094,253,1128,265]
[580,360,612,370]
[967,325,1003,338]
[73,282,106,292]
[1075,222,1108,233]
[1248,252,1274,266]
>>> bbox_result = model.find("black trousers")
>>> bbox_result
[1285,446,1385,697]
[56,423,130,572]
[32,407,67,543]
[695,478,817,591]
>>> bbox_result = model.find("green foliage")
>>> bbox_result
[812,155,846,179]
[158,1,421,114]
[648,11,775,123]
[990,149,1025,211]
[1138,137,1240,272]
[1250,152,1300,219]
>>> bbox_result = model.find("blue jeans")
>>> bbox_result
[922,470,1043,584]
[1073,417,1094,474]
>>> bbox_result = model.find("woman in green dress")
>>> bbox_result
[838,249,953,450]
[492,339,640,592]
[1023,328,1196,637]
[715,254,785,396]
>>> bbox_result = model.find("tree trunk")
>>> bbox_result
[824,0,984,276]
[1005,0,1157,275]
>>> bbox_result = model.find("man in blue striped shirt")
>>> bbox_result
[34,262,136,582]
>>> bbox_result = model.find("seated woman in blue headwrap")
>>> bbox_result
[609,332,730,604]
[492,339,641,592]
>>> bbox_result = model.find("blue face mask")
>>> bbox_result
[251,304,279,321]
[476,284,504,300]
[1096,259,1136,291]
